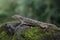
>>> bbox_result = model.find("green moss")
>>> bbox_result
[0,31,10,40]
[12,33,17,40]
[23,26,55,40]
[0,26,56,40]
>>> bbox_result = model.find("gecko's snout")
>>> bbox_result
[12,15,16,19]
[12,15,22,19]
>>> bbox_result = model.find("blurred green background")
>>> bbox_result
[0,0,60,27]
[0,0,60,40]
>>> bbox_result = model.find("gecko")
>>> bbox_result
[12,15,60,30]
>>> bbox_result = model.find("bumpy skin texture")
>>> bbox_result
[12,15,48,28]
[12,15,60,30]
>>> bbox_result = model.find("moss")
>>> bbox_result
[12,32,17,40]
[0,31,10,40]
[23,26,55,40]
[0,25,56,40]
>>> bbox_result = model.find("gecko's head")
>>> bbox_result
[12,15,23,19]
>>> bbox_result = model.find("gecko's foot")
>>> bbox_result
[40,23,48,28]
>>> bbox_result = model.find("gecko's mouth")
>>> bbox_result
[11,15,18,20]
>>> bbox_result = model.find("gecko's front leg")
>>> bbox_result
[20,20,26,25]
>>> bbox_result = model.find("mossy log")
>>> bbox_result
[0,15,60,40]
[0,22,60,40]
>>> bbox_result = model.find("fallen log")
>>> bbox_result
[0,22,60,40]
